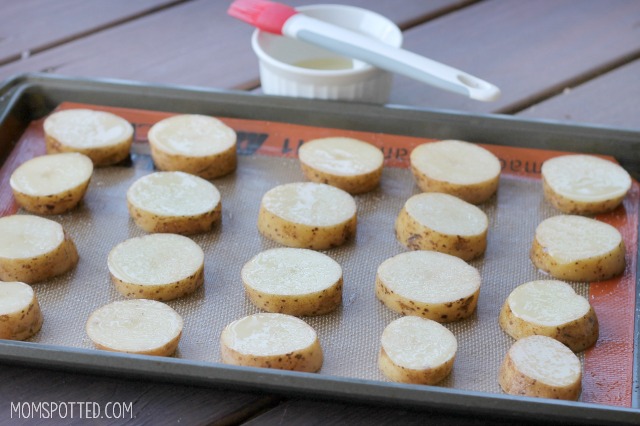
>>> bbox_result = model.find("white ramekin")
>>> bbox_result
[251,4,403,104]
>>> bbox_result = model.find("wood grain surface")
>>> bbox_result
[0,0,473,89]
[0,363,279,426]
[388,0,640,114]
[517,59,640,129]
[0,0,185,65]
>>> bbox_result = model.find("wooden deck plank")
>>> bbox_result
[0,0,473,88]
[0,363,279,425]
[241,399,539,426]
[0,0,184,66]
[517,59,640,130]
[387,0,640,114]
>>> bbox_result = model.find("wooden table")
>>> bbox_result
[1,1,639,424]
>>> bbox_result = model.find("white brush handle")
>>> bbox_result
[282,14,500,102]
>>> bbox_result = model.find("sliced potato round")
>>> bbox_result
[298,136,384,194]
[499,280,598,352]
[0,281,43,340]
[499,335,582,401]
[375,251,481,323]
[242,248,342,316]
[257,182,357,250]
[395,192,488,260]
[379,316,457,385]
[410,140,501,204]
[148,114,237,179]
[10,153,93,215]
[530,215,625,282]
[43,109,133,166]
[542,154,632,215]
[127,171,221,235]
[108,234,204,301]
[220,313,323,372]
[0,215,78,283]
[86,299,183,356]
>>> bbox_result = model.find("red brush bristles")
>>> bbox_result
[227,0,297,35]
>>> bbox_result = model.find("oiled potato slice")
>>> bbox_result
[10,153,93,215]
[531,215,625,282]
[44,109,133,166]
[148,114,237,179]
[499,335,582,401]
[257,182,357,250]
[108,234,204,301]
[220,313,323,372]
[242,248,342,316]
[410,140,501,204]
[127,171,221,235]
[298,137,384,194]
[376,251,481,323]
[0,215,78,283]
[395,192,488,260]
[379,316,457,385]
[0,281,43,340]
[86,299,183,356]
[542,154,632,215]
[499,280,598,352]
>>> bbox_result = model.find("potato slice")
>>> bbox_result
[410,140,501,204]
[0,281,43,340]
[499,280,598,352]
[108,234,204,301]
[86,299,183,356]
[242,248,342,316]
[257,182,357,250]
[0,215,78,283]
[499,335,582,401]
[44,109,133,166]
[379,316,457,385]
[530,215,625,282]
[375,251,481,323]
[542,154,632,215]
[298,136,384,194]
[220,313,323,372]
[127,171,221,235]
[395,192,488,260]
[148,114,237,179]
[10,153,93,215]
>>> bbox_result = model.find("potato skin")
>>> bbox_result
[12,179,91,215]
[45,134,131,167]
[498,302,598,352]
[378,346,454,385]
[128,200,221,235]
[300,162,382,195]
[0,294,43,341]
[220,337,323,372]
[499,349,581,401]
[530,237,625,282]
[375,277,478,323]
[395,206,486,261]
[257,205,356,250]
[410,164,498,205]
[0,232,78,284]
[111,263,204,301]
[91,331,182,357]
[542,178,625,215]
[149,143,236,179]
[244,278,342,316]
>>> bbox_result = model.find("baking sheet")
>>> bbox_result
[1,101,637,408]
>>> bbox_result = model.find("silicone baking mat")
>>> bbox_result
[0,102,637,407]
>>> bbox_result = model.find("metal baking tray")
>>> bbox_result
[0,73,638,425]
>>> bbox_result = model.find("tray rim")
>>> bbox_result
[0,73,638,424]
